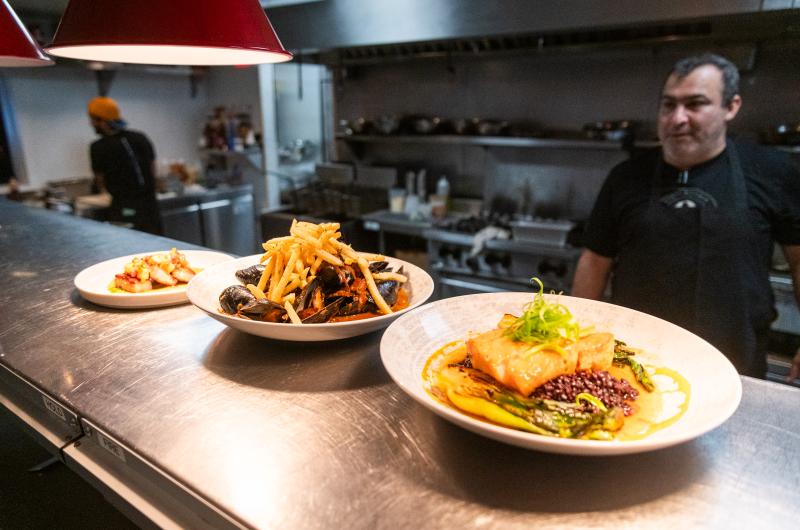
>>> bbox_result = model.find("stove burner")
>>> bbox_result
[436,212,512,234]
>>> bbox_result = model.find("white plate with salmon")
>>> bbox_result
[74,249,233,309]
[380,289,742,455]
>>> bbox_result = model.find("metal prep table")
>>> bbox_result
[1,198,799,529]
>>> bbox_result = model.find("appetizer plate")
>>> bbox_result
[187,254,434,341]
[380,292,742,456]
[74,250,234,309]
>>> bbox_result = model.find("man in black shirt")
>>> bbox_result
[88,96,161,234]
[572,53,800,380]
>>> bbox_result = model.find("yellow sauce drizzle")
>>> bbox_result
[422,340,690,441]
[107,281,187,294]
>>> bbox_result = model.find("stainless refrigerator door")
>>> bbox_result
[159,204,203,246]
[200,195,255,256]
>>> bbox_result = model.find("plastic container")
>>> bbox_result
[388,188,406,213]
[416,169,427,201]
[436,175,450,199]
[509,218,576,247]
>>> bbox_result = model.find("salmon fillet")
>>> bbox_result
[467,329,615,396]
[569,332,615,371]
[467,328,578,396]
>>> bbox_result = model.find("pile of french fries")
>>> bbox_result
[244,220,407,324]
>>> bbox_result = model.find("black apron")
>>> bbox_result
[611,144,767,377]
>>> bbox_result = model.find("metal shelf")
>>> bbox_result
[485,238,582,258]
[336,133,638,151]
[337,134,800,154]
[774,145,800,154]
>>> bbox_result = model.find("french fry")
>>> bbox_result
[272,246,299,301]
[372,272,408,283]
[316,247,343,267]
[257,255,275,292]
[358,257,392,315]
[262,236,292,253]
[282,277,301,297]
[331,239,359,262]
[269,252,284,301]
[246,283,267,300]
[291,225,322,248]
[284,300,302,324]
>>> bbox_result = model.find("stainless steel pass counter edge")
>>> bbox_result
[2,199,800,529]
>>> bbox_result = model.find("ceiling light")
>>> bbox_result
[0,0,53,67]
[46,0,293,66]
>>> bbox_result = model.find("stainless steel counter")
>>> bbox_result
[1,198,800,529]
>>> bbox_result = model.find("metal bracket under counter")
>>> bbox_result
[0,363,82,454]
[62,418,245,530]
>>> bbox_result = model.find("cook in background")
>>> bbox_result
[571,53,800,381]
[88,96,161,234]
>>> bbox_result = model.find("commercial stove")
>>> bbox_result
[424,214,583,299]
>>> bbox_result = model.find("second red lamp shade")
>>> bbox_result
[46,0,293,66]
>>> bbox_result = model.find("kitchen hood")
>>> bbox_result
[266,0,799,63]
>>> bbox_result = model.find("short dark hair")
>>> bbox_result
[667,53,740,106]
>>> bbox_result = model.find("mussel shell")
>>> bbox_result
[302,297,345,323]
[317,263,345,293]
[338,280,400,316]
[359,280,399,313]
[294,277,321,312]
[235,264,265,286]
[239,299,287,322]
[369,261,390,273]
[220,285,256,314]
[374,280,399,306]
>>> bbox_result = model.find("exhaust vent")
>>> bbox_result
[324,21,714,65]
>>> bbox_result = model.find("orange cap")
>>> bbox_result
[87,96,121,121]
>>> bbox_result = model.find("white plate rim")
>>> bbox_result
[74,249,234,309]
[380,291,743,456]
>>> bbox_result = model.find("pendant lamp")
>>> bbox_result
[0,0,53,67]
[46,0,293,66]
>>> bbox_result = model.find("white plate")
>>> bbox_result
[74,250,234,309]
[380,292,742,456]
[187,254,434,341]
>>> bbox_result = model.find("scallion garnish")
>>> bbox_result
[504,278,588,349]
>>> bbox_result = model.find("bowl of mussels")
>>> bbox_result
[187,253,434,341]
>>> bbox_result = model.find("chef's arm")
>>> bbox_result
[93,172,107,194]
[571,249,613,300]
[784,244,800,382]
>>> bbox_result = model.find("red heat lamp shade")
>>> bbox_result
[0,0,53,67]
[45,0,293,66]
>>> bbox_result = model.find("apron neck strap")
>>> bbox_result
[651,140,746,208]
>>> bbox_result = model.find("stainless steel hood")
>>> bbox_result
[267,0,799,62]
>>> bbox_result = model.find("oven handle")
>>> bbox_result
[439,276,508,293]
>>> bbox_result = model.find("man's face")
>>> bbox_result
[657,64,741,168]
[89,115,106,135]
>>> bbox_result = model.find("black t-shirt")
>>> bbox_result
[585,139,800,263]
[583,139,800,376]
[90,129,156,209]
